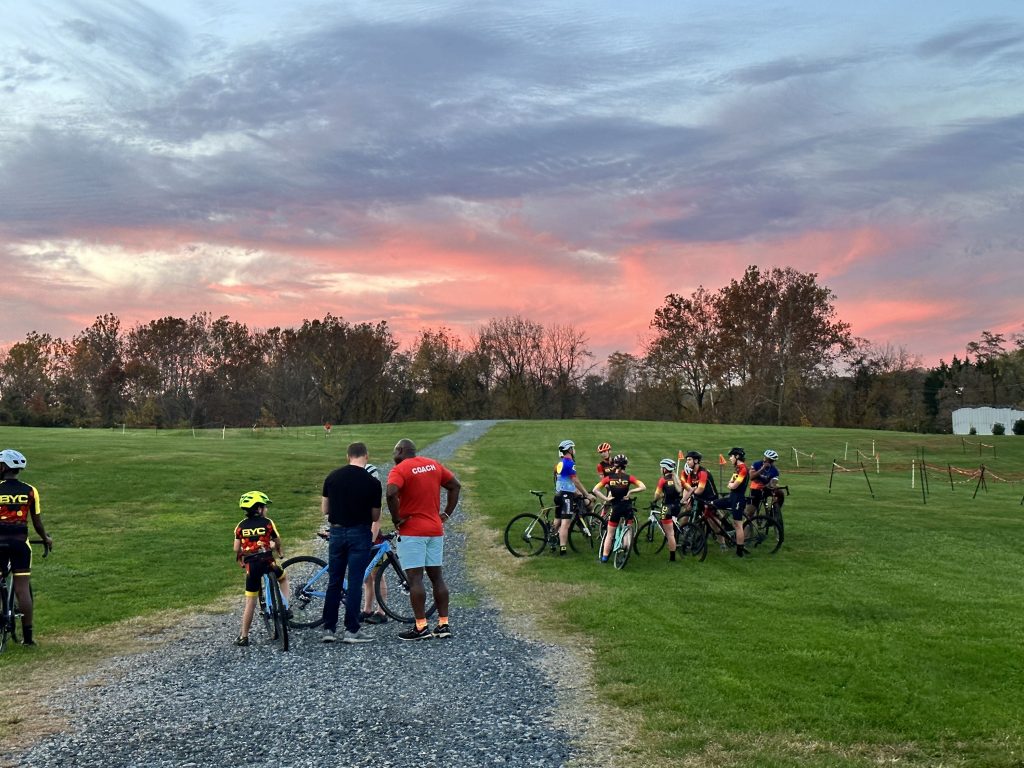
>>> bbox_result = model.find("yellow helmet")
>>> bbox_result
[239,490,271,509]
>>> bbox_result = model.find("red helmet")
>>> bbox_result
[597,442,611,453]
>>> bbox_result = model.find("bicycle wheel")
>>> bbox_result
[375,557,437,624]
[568,513,603,553]
[679,522,708,562]
[613,523,634,570]
[747,515,782,554]
[268,577,290,651]
[633,521,667,556]
[281,555,328,628]
[504,513,548,557]
[257,582,272,639]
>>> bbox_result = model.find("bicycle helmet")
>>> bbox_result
[728,447,746,460]
[239,490,272,509]
[659,458,676,472]
[365,463,380,479]
[684,450,703,462]
[612,453,628,468]
[763,449,779,461]
[558,439,575,453]
[597,442,611,453]
[0,449,27,470]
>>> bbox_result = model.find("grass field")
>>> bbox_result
[465,422,1024,768]
[3,420,1024,766]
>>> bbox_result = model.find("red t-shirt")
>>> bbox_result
[387,456,455,537]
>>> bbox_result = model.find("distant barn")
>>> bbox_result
[952,407,1024,435]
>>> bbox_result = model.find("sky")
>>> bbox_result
[1,0,1022,368]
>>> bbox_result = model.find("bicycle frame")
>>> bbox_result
[294,535,397,602]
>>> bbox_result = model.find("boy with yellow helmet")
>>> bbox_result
[233,491,291,647]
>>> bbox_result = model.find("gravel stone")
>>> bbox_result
[10,420,578,768]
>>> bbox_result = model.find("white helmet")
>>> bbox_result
[558,440,575,453]
[659,458,676,472]
[763,449,779,461]
[365,463,381,479]
[0,449,26,470]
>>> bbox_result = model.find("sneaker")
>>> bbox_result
[321,629,337,643]
[21,639,37,647]
[234,636,249,647]
[363,612,388,625]
[342,629,373,644]
[431,623,452,639]
[398,625,433,641]
[736,546,747,558]
[599,555,609,563]
[359,611,373,621]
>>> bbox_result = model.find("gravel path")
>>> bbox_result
[10,420,578,768]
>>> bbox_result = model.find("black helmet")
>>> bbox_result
[685,450,703,462]
[612,453,628,468]
[728,447,746,460]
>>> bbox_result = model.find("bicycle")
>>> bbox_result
[677,499,757,561]
[1,539,49,653]
[282,530,436,626]
[633,502,685,557]
[245,553,289,651]
[606,501,637,570]
[749,483,788,546]
[503,491,603,557]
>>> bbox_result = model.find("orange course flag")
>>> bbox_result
[718,453,727,465]
[678,450,684,462]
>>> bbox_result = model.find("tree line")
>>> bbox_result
[1,266,1021,432]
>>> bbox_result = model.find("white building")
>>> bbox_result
[951,407,1024,435]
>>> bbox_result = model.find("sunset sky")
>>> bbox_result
[1,1,1021,368]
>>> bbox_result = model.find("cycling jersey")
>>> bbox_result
[749,460,779,490]
[387,456,455,537]
[596,461,614,478]
[728,461,749,494]
[554,456,578,494]
[0,478,41,541]
[656,476,682,505]
[234,515,281,559]
[684,467,717,502]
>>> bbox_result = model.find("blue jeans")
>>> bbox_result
[321,524,372,634]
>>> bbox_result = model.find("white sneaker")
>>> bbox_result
[342,629,373,644]
[321,630,337,643]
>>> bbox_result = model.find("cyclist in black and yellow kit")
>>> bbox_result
[233,491,291,647]
[0,449,52,646]
[593,454,646,563]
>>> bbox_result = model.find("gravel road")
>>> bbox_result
[9,421,579,768]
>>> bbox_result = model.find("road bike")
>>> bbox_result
[503,491,603,557]
[282,530,436,626]
[1,539,49,653]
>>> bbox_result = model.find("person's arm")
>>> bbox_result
[626,477,647,498]
[321,495,329,520]
[28,488,52,550]
[573,475,595,500]
[233,537,242,564]
[440,475,461,522]
[386,483,403,527]
[591,478,610,503]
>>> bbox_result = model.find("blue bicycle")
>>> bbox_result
[251,555,289,651]
[281,531,436,626]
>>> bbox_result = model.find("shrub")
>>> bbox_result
[992,422,1006,435]
[1013,419,1024,436]
[969,426,977,435]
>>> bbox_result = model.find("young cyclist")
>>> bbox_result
[653,458,683,561]
[360,464,388,625]
[0,449,53,646]
[745,449,784,518]
[233,491,291,647]
[596,442,614,478]
[553,440,596,556]
[713,448,750,556]
[593,454,646,563]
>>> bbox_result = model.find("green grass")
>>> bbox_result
[469,421,1024,767]
[3,419,1024,766]
[0,422,455,658]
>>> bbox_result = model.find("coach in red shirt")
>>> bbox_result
[386,439,461,641]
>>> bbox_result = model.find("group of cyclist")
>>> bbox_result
[554,440,785,561]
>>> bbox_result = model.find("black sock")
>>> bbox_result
[669,550,676,561]
[22,625,33,643]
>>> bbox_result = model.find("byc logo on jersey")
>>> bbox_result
[0,494,29,504]
[241,526,268,537]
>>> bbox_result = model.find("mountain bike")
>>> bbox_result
[634,501,685,556]
[1,539,50,653]
[249,554,289,651]
[282,530,436,625]
[503,491,603,557]
[678,501,758,561]
[749,483,788,546]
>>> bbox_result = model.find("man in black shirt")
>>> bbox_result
[320,442,382,643]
